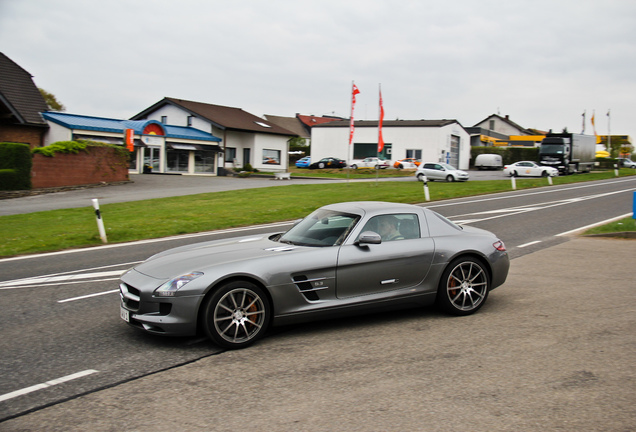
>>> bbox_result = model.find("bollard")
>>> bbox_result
[615,164,619,177]
[92,198,108,244]
[422,177,430,202]
[548,175,553,186]
[511,175,516,190]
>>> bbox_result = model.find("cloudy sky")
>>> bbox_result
[1,0,635,141]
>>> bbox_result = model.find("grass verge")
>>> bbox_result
[1,170,634,257]
[583,216,636,235]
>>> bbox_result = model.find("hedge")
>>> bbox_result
[0,142,32,190]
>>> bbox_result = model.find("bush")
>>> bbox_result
[31,140,88,157]
[0,142,32,190]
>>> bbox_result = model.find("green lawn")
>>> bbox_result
[1,169,634,257]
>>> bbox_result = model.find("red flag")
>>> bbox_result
[349,83,360,145]
[378,88,385,153]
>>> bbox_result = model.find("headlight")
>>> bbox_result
[154,272,204,297]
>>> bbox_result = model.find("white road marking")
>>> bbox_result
[0,222,293,263]
[0,270,127,291]
[0,370,99,403]
[556,213,634,237]
[58,289,119,303]
[424,177,636,209]
[517,241,542,248]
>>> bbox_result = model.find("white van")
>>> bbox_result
[475,154,503,170]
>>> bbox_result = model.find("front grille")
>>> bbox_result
[120,283,140,311]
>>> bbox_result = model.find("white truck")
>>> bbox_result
[539,132,596,174]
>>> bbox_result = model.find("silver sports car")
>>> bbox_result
[119,201,509,349]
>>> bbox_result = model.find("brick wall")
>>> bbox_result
[0,124,46,148]
[32,146,129,188]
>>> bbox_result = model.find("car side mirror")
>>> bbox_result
[356,231,382,246]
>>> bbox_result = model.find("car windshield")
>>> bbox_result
[279,209,360,247]
[540,145,564,154]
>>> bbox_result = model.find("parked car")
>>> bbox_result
[295,156,311,168]
[350,157,390,169]
[309,157,347,169]
[503,161,559,177]
[394,158,421,169]
[618,158,636,168]
[119,201,510,349]
[474,154,503,170]
[415,163,469,182]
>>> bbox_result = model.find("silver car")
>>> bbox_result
[120,202,509,349]
[416,163,469,182]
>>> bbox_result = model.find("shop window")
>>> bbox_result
[195,150,215,173]
[262,149,280,165]
[166,149,189,172]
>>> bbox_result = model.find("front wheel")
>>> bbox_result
[436,257,490,316]
[446,174,454,182]
[202,281,270,349]
[541,170,548,177]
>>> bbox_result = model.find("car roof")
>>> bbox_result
[322,201,424,216]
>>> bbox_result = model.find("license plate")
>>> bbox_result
[120,306,130,323]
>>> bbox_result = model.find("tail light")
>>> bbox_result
[493,240,507,251]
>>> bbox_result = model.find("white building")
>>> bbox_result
[311,119,471,169]
[132,98,297,173]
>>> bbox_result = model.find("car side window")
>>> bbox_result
[357,214,420,242]
[424,163,435,169]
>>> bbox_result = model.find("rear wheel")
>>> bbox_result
[351,164,358,169]
[202,281,270,349]
[436,257,490,315]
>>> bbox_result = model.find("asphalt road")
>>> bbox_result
[1,175,635,429]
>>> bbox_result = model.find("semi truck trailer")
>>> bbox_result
[539,132,596,174]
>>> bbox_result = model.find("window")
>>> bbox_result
[225,147,237,163]
[406,149,422,159]
[161,116,167,124]
[166,149,189,172]
[194,150,215,173]
[358,214,420,242]
[489,120,495,130]
[262,149,280,165]
[187,116,193,126]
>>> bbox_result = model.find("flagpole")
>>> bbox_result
[376,84,381,184]
[607,109,611,157]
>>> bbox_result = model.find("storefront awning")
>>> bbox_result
[167,143,224,152]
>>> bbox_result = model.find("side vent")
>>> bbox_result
[292,275,323,301]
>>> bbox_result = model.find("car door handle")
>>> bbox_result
[381,279,399,285]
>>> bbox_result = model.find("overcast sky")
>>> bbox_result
[1,0,635,142]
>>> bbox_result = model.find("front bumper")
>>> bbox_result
[119,274,204,337]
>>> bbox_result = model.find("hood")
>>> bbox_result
[133,234,300,279]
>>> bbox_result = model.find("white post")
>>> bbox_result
[92,199,108,244]
[423,177,430,202]
[614,163,619,177]
[511,175,516,190]
[548,175,553,185]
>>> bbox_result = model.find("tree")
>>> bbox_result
[38,88,66,111]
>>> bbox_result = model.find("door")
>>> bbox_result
[335,213,434,298]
